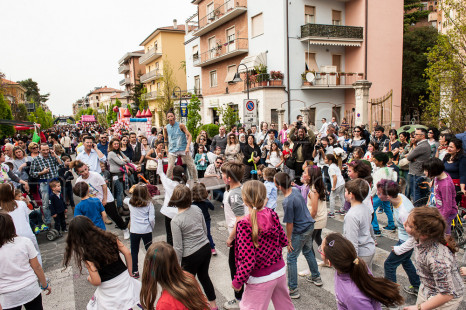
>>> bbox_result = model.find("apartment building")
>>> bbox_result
[117,50,145,102]
[139,20,187,126]
[88,86,122,110]
[1,78,26,105]
[188,0,403,128]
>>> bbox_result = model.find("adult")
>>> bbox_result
[11,147,32,185]
[107,138,131,210]
[318,118,329,138]
[76,136,106,173]
[163,110,198,182]
[331,116,339,132]
[210,126,227,154]
[406,128,431,202]
[256,122,268,146]
[96,132,109,158]
[290,125,316,179]
[250,124,259,144]
[436,133,453,161]
[30,143,64,226]
[261,129,283,165]
[17,138,28,155]
[383,129,401,162]
[225,133,241,162]
[204,156,225,202]
[120,135,133,160]
[269,122,278,138]
[242,135,261,181]
[340,117,349,132]
[443,138,466,196]
[427,127,440,158]
[347,126,367,153]
[128,132,143,163]
[4,143,14,161]
[60,133,72,155]
[148,127,157,148]
[371,126,388,151]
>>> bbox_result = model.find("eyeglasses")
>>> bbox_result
[428,132,433,134]
[31,146,38,149]
[216,161,223,164]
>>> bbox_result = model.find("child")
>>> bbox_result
[192,183,217,255]
[326,154,346,217]
[194,145,209,178]
[232,180,294,309]
[49,180,67,235]
[321,233,404,309]
[124,183,155,279]
[221,161,247,308]
[266,142,283,169]
[275,172,322,299]
[263,168,278,211]
[363,141,377,161]
[100,161,111,185]
[386,151,400,182]
[58,156,75,213]
[256,164,266,182]
[72,182,108,231]
[343,179,376,270]
[307,166,327,253]
[422,158,458,235]
[377,180,420,297]
[169,185,218,310]
[207,145,222,165]
[140,241,210,310]
[63,216,141,309]
[282,141,295,181]
[404,207,464,309]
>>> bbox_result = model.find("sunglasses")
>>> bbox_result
[354,130,361,133]
[31,146,38,149]
[216,162,223,164]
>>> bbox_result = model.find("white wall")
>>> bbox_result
[184,31,202,91]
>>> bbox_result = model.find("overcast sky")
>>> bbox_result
[0,0,195,116]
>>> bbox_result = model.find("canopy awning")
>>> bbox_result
[81,115,96,122]
[239,52,267,72]
[301,38,362,47]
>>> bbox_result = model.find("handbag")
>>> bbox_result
[146,159,158,170]
[399,158,409,170]
[285,156,296,170]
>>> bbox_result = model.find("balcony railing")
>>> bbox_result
[119,77,131,86]
[300,23,364,45]
[243,74,285,90]
[192,0,247,37]
[121,91,130,98]
[195,38,248,67]
[140,70,162,84]
[118,64,130,74]
[139,46,162,65]
[142,91,163,100]
[301,72,365,89]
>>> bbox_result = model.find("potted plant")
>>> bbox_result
[270,71,284,86]
[248,74,257,88]
[254,64,269,86]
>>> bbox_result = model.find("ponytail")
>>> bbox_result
[250,207,259,248]
[69,160,85,173]
[241,180,267,248]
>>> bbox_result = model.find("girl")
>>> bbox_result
[282,141,295,181]
[125,184,155,279]
[0,213,51,310]
[382,129,401,162]
[192,183,216,255]
[63,216,141,310]
[140,241,210,310]
[266,142,283,169]
[321,233,403,309]
[326,154,345,217]
[422,158,457,234]
[404,207,464,310]
[350,147,365,163]
[364,141,377,161]
[194,145,209,178]
[232,180,294,310]
[169,185,218,310]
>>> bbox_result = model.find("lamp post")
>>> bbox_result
[172,86,182,122]
[232,63,249,100]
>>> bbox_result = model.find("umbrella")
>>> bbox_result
[397,124,427,134]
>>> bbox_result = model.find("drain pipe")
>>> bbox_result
[286,0,291,122]
[365,0,368,79]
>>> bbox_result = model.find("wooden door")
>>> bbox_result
[332,55,341,85]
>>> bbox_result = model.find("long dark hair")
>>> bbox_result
[0,212,17,247]
[444,138,464,162]
[63,216,119,273]
[308,166,325,200]
[323,233,404,307]
[0,183,18,212]
[173,166,187,184]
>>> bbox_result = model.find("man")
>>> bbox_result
[60,134,72,155]
[371,125,388,151]
[326,124,338,141]
[211,126,227,154]
[256,122,269,146]
[17,138,28,155]
[96,133,109,157]
[290,124,316,179]
[331,116,339,132]
[163,110,198,182]
[4,143,14,161]
[269,123,278,138]
[30,143,64,226]
[76,136,106,173]
[251,124,260,143]
[148,127,158,148]
[129,132,142,163]
[204,156,224,202]
[406,128,431,202]
[456,125,466,149]
[318,118,329,138]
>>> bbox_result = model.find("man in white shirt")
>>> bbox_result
[318,118,329,138]
[76,136,106,173]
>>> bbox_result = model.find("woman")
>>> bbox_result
[327,134,337,148]
[12,146,32,185]
[225,133,241,162]
[383,129,401,162]
[197,130,212,147]
[0,213,51,310]
[193,135,208,158]
[120,136,133,161]
[399,132,410,150]
[107,138,131,209]
[348,126,367,153]
[0,150,29,191]
[139,136,150,173]
[427,127,440,158]
[443,138,466,196]
[242,135,261,181]
[436,133,453,161]
[53,144,66,159]
[279,123,288,145]
[28,142,40,158]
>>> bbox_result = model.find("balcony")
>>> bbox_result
[192,0,247,37]
[119,77,131,86]
[300,23,364,47]
[142,91,163,100]
[140,70,163,84]
[118,64,129,74]
[194,38,248,67]
[139,46,162,65]
[301,72,364,89]
[121,91,130,98]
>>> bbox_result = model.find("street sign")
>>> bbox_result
[180,102,188,117]
[243,99,258,124]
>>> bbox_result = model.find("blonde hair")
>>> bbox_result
[241,180,267,248]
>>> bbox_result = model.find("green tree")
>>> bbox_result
[75,107,96,121]
[158,59,177,126]
[403,0,430,29]
[14,104,29,121]
[129,83,148,113]
[29,106,54,130]
[0,94,15,136]
[106,99,122,126]
[215,105,240,131]
[186,94,203,139]
[17,78,50,104]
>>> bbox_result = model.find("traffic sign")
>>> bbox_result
[243,99,257,124]
[180,102,188,117]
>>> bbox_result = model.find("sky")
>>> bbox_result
[0,0,195,116]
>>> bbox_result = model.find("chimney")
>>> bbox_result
[173,19,177,29]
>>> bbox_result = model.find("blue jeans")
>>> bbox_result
[112,179,124,208]
[372,195,395,232]
[287,223,320,290]
[411,175,428,203]
[384,240,420,288]
[406,173,413,200]
[39,182,51,224]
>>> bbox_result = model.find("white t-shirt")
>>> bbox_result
[77,171,114,203]
[8,201,35,240]
[124,197,155,234]
[268,151,282,168]
[328,163,345,189]
[0,237,41,308]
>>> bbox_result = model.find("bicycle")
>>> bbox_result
[450,192,465,246]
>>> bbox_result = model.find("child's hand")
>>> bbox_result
[226,236,234,247]
[52,214,57,218]
[460,267,466,276]
[291,182,296,187]
[287,243,294,253]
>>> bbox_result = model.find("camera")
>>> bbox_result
[296,121,303,129]
[314,144,322,150]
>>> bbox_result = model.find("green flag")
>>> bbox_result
[32,131,40,143]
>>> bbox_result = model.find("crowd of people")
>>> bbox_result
[0,111,466,310]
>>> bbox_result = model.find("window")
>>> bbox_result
[332,10,342,25]
[207,3,214,22]
[194,76,200,94]
[208,36,216,59]
[305,52,319,72]
[309,108,316,125]
[251,13,264,37]
[155,62,159,69]
[271,109,278,124]
[305,6,315,24]
[192,45,199,60]
[157,82,160,91]
[154,41,158,51]
[225,65,236,82]
[210,70,217,87]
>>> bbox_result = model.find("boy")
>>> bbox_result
[221,161,247,309]
[100,161,111,185]
[49,180,67,235]
[58,156,75,213]
[72,181,108,231]
[275,172,322,299]
[263,168,278,211]
[386,151,400,183]
[343,179,376,270]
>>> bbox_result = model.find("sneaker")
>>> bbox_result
[40,224,48,231]
[335,210,346,215]
[307,275,323,287]
[211,249,217,256]
[382,226,396,231]
[298,269,310,277]
[374,231,382,237]
[223,299,240,309]
[328,212,335,218]
[132,271,140,279]
[104,219,113,225]
[403,285,419,296]
[34,226,40,235]
[289,288,300,299]
[123,228,130,240]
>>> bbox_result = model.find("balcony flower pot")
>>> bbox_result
[329,72,337,76]
[270,79,283,86]
[358,73,364,77]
